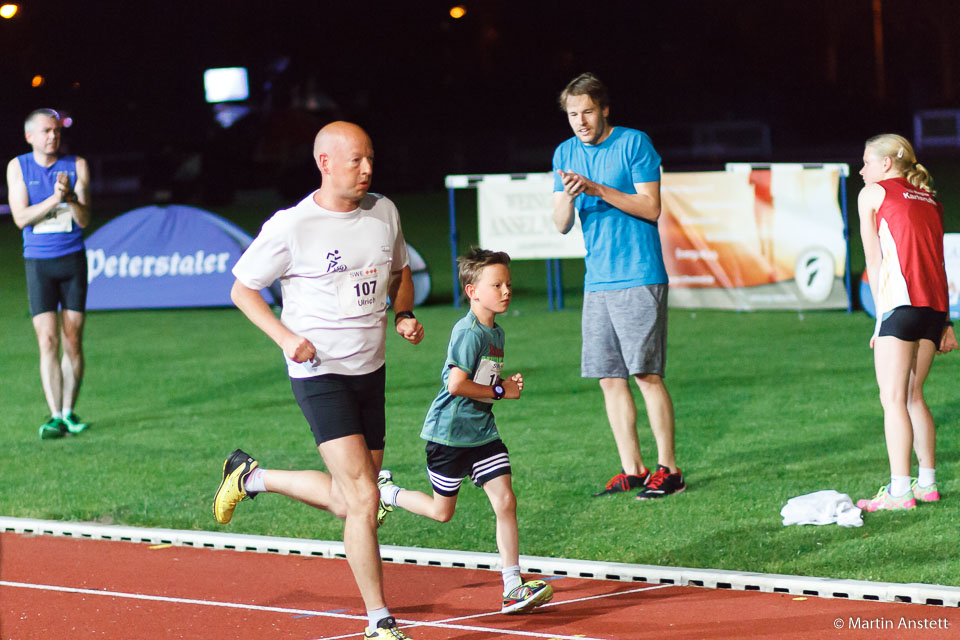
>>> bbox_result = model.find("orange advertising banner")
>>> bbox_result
[660,167,848,310]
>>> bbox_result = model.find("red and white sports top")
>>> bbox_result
[874,177,948,314]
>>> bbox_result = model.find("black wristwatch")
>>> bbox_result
[394,310,416,325]
[492,383,505,400]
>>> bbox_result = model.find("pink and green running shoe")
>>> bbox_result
[856,486,916,512]
[911,479,940,503]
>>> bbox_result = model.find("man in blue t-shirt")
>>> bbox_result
[6,109,92,439]
[552,73,685,500]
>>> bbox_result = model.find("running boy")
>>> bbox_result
[378,248,553,615]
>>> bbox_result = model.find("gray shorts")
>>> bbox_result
[581,284,668,379]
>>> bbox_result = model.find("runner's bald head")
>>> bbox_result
[312,120,375,210]
[313,121,370,159]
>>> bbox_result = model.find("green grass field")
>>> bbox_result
[2,181,959,588]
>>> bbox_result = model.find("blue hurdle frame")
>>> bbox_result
[446,174,566,310]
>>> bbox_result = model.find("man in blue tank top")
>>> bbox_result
[552,74,685,501]
[6,109,92,439]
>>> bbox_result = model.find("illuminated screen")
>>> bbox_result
[204,67,249,103]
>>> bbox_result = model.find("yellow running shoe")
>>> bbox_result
[363,616,412,639]
[213,449,258,524]
[376,470,396,528]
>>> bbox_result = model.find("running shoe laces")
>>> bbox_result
[645,467,669,490]
[592,470,649,497]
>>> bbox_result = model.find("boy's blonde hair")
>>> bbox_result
[865,133,935,194]
[457,248,511,291]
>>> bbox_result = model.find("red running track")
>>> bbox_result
[1,532,957,639]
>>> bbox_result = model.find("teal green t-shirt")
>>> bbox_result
[420,310,504,447]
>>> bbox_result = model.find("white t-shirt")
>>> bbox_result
[233,191,409,378]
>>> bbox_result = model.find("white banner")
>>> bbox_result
[477,174,586,259]
[471,168,849,310]
[945,233,960,319]
[660,167,848,310]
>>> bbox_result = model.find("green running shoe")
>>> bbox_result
[39,417,67,440]
[62,411,89,434]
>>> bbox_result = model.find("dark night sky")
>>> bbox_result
[2,0,959,191]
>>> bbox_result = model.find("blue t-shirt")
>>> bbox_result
[19,153,85,259]
[420,310,504,447]
[552,127,667,291]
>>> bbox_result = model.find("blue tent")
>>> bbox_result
[85,204,278,310]
[85,203,430,310]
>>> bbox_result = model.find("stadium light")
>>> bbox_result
[0,3,18,18]
[449,5,466,19]
[31,74,44,88]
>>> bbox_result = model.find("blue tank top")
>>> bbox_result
[19,153,85,259]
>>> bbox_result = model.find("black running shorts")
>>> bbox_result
[424,439,511,496]
[24,250,88,316]
[878,306,946,344]
[290,365,386,449]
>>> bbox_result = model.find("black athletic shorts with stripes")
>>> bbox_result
[424,438,511,497]
[290,365,386,450]
[25,250,88,316]
[878,306,947,344]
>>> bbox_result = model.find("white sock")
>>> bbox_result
[917,467,936,488]
[890,475,911,497]
[381,482,402,507]
[367,607,390,629]
[502,565,522,593]
[244,468,266,494]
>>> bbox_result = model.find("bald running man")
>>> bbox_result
[213,121,424,639]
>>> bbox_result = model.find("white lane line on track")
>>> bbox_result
[5,517,960,608]
[0,580,363,621]
[539,583,672,608]
[427,584,673,624]
[1,580,627,640]
[304,585,672,639]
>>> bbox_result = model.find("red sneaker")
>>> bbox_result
[592,470,650,497]
[635,465,686,500]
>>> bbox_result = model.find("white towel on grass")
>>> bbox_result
[781,490,863,527]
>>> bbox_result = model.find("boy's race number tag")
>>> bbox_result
[336,265,389,318]
[472,358,502,404]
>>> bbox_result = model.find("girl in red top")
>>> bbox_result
[857,133,957,512]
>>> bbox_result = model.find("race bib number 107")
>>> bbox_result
[336,265,389,318]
